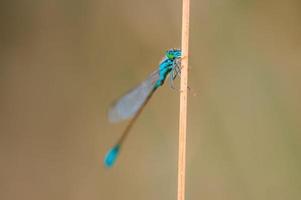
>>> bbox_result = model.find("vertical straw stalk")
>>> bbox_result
[178,0,190,200]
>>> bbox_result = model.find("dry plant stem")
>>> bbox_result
[178,0,190,200]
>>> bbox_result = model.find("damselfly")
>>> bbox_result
[104,48,182,167]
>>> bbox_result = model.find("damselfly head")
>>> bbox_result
[166,48,181,59]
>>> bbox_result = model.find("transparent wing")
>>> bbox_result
[108,69,160,123]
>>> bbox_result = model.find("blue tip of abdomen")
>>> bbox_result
[104,144,120,167]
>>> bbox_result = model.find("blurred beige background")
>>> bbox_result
[0,0,300,200]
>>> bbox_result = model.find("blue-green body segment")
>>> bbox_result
[105,49,181,167]
[155,49,182,88]
[104,144,120,167]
